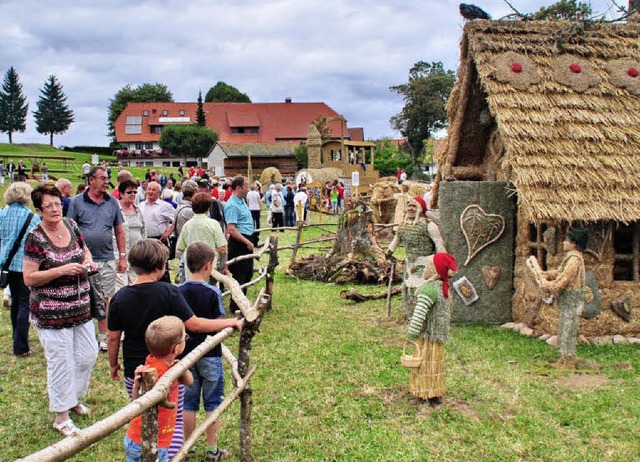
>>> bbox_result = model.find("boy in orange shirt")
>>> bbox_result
[124,316,194,462]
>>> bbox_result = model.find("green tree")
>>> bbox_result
[373,138,412,177]
[205,81,251,103]
[311,116,334,141]
[107,82,173,138]
[196,90,206,126]
[390,61,455,179]
[33,75,74,146]
[159,124,218,165]
[294,143,308,170]
[533,0,592,20]
[0,67,29,144]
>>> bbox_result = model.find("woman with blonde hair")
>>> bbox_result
[0,182,40,357]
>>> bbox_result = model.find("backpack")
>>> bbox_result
[209,199,226,232]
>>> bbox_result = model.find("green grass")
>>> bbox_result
[1,160,639,460]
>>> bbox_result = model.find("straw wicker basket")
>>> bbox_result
[400,340,422,369]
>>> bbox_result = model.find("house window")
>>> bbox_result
[125,116,142,135]
[613,222,639,281]
[144,143,153,150]
[135,143,144,150]
[230,126,259,134]
[150,126,162,134]
[143,110,149,116]
[528,223,549,270]
[162,110,168,116]
[179,109,185,116]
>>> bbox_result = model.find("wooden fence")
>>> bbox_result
[17,236,279,462]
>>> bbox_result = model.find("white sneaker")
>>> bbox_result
[98,334,108,353]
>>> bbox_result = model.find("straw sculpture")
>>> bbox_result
[437,20,640,337]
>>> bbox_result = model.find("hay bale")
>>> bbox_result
[259,167,282,192]
[295,168,341,188]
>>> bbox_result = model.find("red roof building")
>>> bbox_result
[113,99,363,175]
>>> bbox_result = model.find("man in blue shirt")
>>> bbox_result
[68,166,126,351]
[224,175,256,313]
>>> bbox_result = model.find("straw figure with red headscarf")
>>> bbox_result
[407,253,458,406]
[386,196,446,319]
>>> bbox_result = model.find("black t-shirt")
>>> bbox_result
[108,281,194,377]
[177,281,225,358]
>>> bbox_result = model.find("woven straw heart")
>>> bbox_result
[481,265,501,289]
[460,205,505,266]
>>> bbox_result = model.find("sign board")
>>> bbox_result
[307,182,322,209]
[340,177,352,200]
[351,171,360,187]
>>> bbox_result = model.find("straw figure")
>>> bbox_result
[393,183,411,232]
[541,228,588,369]
[407,253,458,406]
[386,197,447,319]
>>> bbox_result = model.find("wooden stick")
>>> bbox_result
[386,263,395,318]
[291,222,304,262]
[266,237,279,309]
[340,287,402,302]
[221,343,242,386]
[226,238,270,266]
[211,269,260,322]
[220,268,268,298]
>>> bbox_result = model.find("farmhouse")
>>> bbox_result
[113,99,365,175]
[435,20,640,338]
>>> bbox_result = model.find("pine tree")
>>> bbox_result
[196,90,207,126]
[33,75,74,146]
[0,67,29,144]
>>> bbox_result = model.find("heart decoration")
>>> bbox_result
[481,265,501,289]
[460,205,506,266]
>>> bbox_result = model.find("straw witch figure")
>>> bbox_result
[407,253,458,405]
[386,196,446,319]
[541,228,588,369]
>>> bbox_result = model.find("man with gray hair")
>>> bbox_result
[55,177,72,216]
[68,166,126,351]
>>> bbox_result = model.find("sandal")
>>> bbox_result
[205,448,229,461]
[70,403,91,415]
[53,419,79,437]
[15,349,35,357]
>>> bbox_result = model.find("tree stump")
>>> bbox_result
[289,201,400,284]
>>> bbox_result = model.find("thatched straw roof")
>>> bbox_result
[441,20,640,223]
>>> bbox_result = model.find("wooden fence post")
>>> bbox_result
[291,222,304,262]
[266,236,279,309]
[238,296,269,462]
[140,369,160,462]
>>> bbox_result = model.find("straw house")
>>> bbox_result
[435,20,640,338]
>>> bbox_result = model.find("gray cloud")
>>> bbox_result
[0,0,616,146]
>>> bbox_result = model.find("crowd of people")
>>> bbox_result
[1,164,301,460]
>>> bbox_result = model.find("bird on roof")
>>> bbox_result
[459,3,491,20]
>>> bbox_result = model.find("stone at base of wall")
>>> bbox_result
[499,323,640,346]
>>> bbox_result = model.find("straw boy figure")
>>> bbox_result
[124,316,194,462]
[407,253,458,406]
[179,242,241,461]
[542,228,588,369]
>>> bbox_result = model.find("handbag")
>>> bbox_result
[0,213,34,289]
[87,271,107,320]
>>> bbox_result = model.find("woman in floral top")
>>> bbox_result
[22,185,99,437]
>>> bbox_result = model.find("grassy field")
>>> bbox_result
[0,147,639,461]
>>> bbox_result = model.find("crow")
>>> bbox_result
[459,3,491,20]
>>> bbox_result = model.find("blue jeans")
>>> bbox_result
[184,356,224,412]
[8,271,31,355]
[124,435,169,462]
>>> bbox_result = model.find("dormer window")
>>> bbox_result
[162,110,168,116]
[143,110,149,116]
[179,109,185,116]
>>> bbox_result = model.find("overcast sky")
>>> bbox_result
[0,0,621,147]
